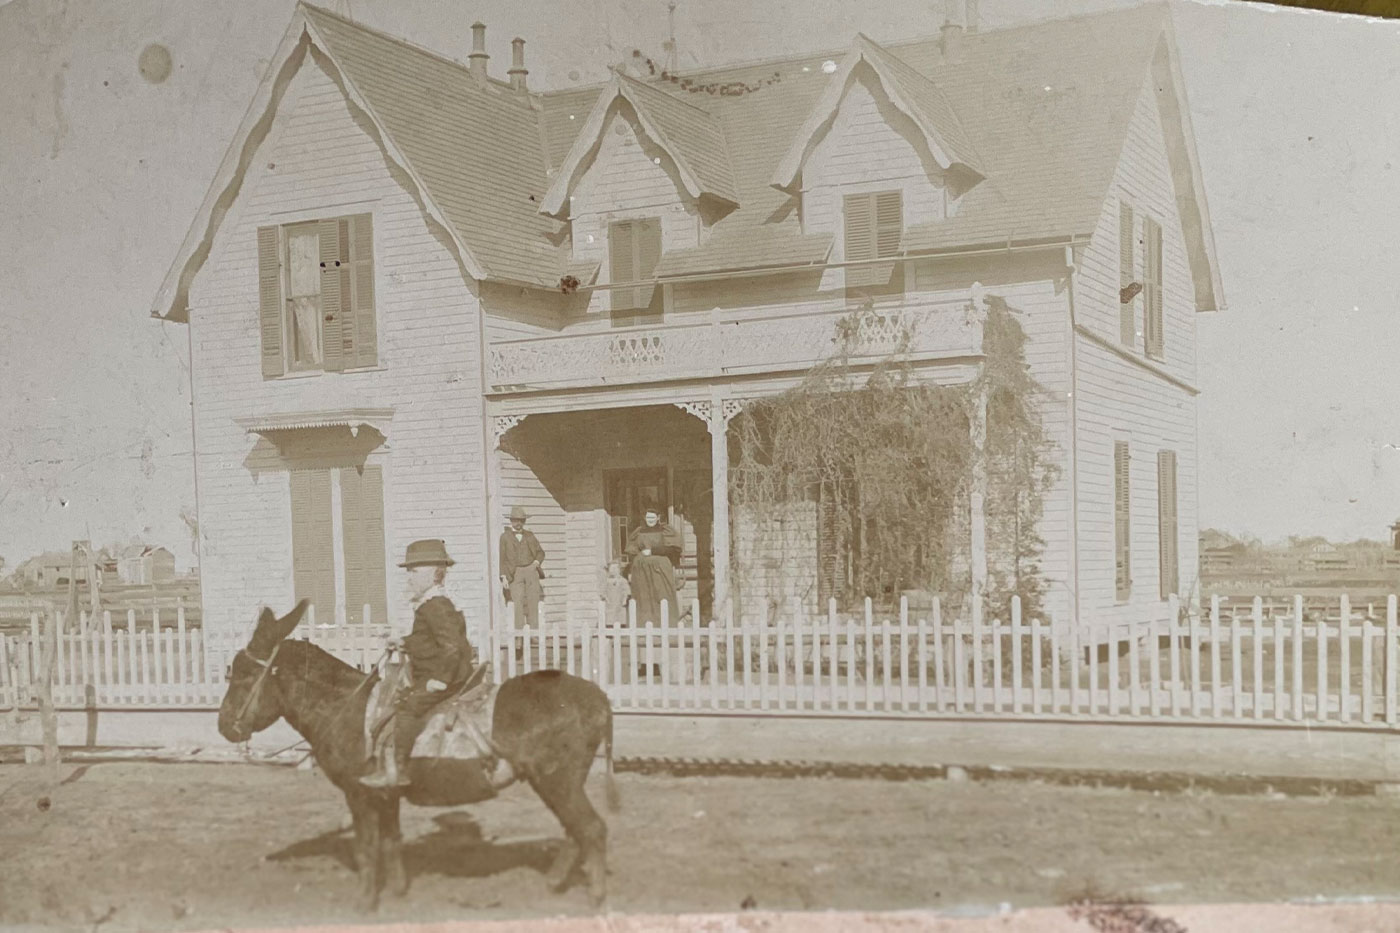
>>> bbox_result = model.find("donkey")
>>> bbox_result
[216,600,619,912]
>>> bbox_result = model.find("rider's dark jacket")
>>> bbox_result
[401,590,474,688]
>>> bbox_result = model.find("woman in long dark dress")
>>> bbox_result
[624,507,683,626]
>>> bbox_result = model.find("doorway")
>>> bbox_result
[603,467,670,569]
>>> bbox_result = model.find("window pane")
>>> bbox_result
[291,297,323,365]
[288,230,321,297]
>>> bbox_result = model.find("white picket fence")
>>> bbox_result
[484,594,1399,728]
[3,595,1398,730]
[0,606,389,710]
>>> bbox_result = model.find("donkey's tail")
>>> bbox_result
[603,707,622,813]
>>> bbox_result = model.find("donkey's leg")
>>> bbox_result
[526,762,582,893]
[346,793,382,913]
[379,796,408,898]
[529,755,608,906]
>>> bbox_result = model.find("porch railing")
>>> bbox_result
[487,298,983,392]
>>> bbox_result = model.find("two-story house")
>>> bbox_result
[150,1,1222,641]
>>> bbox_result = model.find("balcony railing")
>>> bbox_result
[487,298,983,393]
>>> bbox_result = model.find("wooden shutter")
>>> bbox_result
[348,213,378,369]
[1158,450,1178,600]
[875,190,903,292]
[845,192,902,294]
[290,469,336,624]
[1119,201,1136,346]
[1143,218,1164,359]
[634,218,661,310]
[340,464,387,624]
[317,218,345,371]
[258,226,285,378]
[843,193,875,290]
[609,220,637,312]
[1114,441,1131,601]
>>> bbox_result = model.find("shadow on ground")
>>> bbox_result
[265,810,559,882]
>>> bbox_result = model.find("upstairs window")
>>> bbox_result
[608,217,663,327]
[844,190,904,301]
[258,214,377,378]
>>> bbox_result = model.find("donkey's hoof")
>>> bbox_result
[354,892,380,914]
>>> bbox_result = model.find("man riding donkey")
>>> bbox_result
[361,539,511,790]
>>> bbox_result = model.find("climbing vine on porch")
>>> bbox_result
[729,299,1059,622]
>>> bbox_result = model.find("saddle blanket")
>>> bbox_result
[364,675,499,762]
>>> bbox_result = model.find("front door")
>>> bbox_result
[603,467,670,569]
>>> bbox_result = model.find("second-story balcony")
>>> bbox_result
[487,297,983,395]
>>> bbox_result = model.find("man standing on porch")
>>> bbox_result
[499,505,545,628]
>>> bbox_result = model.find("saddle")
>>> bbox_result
[364,660,499,763]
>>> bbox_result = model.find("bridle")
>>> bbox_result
[231,642,283,735]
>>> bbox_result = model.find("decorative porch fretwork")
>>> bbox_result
[672,400,711,424]
[493,414,526,447]
[721,398,748,424]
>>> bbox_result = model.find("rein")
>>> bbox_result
[231,642,283,734]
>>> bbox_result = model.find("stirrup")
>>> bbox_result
[359,767,411,789]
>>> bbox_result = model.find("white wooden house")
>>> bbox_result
[150,1,1222,638]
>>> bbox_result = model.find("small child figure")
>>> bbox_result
[600,559,631,626]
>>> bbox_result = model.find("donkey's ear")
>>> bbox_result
[251,606,277,635]
[271,598,310,641]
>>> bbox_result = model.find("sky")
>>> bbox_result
[2,0,1400,572]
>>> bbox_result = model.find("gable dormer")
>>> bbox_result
[541,70,738,320]
[771,34,984,286]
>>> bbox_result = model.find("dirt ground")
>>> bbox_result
[1,761,1397,932]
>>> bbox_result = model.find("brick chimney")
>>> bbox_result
[509,37,528,91]
[965,0,979,33]
[469,22,488,84]
[940,17,963,61]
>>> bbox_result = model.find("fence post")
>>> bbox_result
[691,600,703,710]
[1209,596,1222,718]
[1010,598,1023,715]
[1293,594,1305,721]
[1340,594,1352,724]
[38,610,60,783]
[1387,595,1397,727]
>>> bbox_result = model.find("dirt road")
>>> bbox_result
[1,761,1396,931]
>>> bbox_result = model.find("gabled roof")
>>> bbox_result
[539,69,739,217]
[152,2,1223,321]
[770,33,983,191]
[539,2,1220,311]
[152,3,571,321]
[896,5,1160,248]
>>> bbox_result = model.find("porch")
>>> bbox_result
[491,404,726,625]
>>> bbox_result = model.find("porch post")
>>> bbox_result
[709,404,731,622]
[970,382,989,629]
[489,415,524,637]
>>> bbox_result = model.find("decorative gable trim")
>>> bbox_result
[151,4,495,323]
[770,33,984,193]
[539,69,739,218]
[1152,25,1225,313]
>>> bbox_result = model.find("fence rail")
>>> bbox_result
[2,595,1398,731]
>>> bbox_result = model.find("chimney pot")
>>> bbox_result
[469,22,488,83]
[509,37,528,91]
